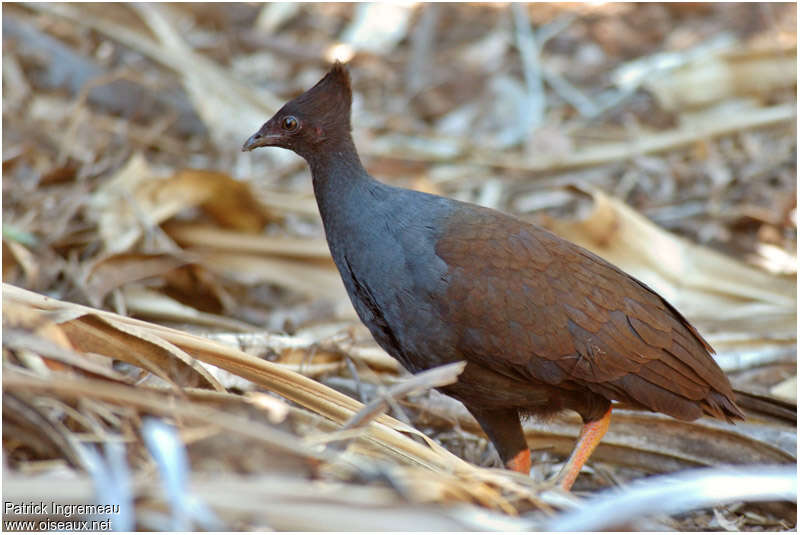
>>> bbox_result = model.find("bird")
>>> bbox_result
[242,62,744,490]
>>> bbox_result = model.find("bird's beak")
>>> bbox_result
[241,129,281,152]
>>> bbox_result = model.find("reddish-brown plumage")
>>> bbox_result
[243,62,744,489]
[434,206,741,422]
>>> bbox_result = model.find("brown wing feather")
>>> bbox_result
[436,206,743,422]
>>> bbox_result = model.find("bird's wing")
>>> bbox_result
[434,205,741,420]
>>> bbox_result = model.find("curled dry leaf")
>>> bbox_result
[89,153,157,253]
[85,253,188,307]
[90,154,272,253]
[167,169,274,232]
[120,286,256,332]
[545,188,796,322]
[4,286,224,391]
[3,297,126,382]
[57,314,224,392]
[2,239,40,288]
[3,297,78,375]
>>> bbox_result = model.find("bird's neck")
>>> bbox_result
[305,136,376,229]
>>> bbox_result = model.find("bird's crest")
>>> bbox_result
[291,61,352,129]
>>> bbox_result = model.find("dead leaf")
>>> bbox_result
[90,155,272,253]
[168,169,273,232]
[165,222,330,259]
[195,251,349,304]
[121,286,255,332]
[2,284,477,474]
[546,189,796,321]
[89,153,159,252]
[770,376,797,403]
[85,253,188,306]
[52,313,224,392]
[646,45,797,110]
[3,239,40,288]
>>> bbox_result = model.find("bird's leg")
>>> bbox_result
[466,406,530,474]
[554,406,612,490]
[506,447,531,473]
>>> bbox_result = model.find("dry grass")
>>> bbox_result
[3,3,796,531]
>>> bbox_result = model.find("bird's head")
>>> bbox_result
[242,61,353,160]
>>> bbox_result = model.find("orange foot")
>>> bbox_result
[554,406,612,491]
[505,447,531,474]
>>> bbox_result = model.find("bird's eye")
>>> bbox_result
[282,116,298,131]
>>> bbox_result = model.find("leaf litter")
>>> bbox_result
[2,2,795,531]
